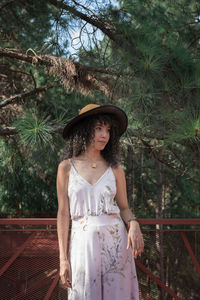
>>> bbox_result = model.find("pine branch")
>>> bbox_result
[0,125,63,136]
[47,0,117,42]
[0,48,47,65]
[167,145,188,172]
[0,47,120,96]
[0,85,58,109]
[140,139,176,170]
[0,127,17,136]
[0,47,125,76]
[0,0,15,11]
[30,69,37,89]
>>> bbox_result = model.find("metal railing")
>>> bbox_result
[0,218,199,300]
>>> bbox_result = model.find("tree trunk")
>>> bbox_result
[155,159,165,300]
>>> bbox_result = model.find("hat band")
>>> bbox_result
[79,104,100,115]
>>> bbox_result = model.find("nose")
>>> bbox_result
[101,129,108,138]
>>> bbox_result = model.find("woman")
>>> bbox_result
[57,104,144,300]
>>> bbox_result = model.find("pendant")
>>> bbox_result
[92,162,96,168]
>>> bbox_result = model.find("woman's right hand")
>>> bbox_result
[60,259,72,288]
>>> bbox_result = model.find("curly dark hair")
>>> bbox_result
[60,114,121,167]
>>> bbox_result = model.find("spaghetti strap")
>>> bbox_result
[68,158,72,166]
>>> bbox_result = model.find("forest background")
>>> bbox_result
[1,0,200,220]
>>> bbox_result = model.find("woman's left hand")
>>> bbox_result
[127,220,144,258]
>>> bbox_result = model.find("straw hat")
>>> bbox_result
[63,104,128,139]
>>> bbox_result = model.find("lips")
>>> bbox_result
[98,141,106,144]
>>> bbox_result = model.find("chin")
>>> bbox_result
[97,147,105,151]
[96,145,106,151]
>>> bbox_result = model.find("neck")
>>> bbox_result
[83,147,102,162]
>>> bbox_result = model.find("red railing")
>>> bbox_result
[0,219,199,300]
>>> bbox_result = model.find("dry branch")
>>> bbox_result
[141,139,176,169]
[47,0,117,42]
[0,127,17,136]
[0,47,115,96]
[0,0,15,11]
[0,126,63,137]
[0,85,57,109]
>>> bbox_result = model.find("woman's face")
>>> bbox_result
[91,121,110,151]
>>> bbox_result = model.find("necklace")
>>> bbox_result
[91,162,97,168]
[87,158,100,168]
[78,155,101,168]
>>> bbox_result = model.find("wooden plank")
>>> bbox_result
[44,272,60,300]
[0,218,200,225]
[180,231,200,279]
[135,260,181,300]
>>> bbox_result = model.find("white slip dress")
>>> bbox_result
[67,162,139,300]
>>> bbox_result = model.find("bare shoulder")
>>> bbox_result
[112,164,125,180]
[57,159,71,177]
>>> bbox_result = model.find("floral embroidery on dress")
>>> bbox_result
[68,166,119,219]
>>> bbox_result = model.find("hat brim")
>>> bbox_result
[63,105,128,139]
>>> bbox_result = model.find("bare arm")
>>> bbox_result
[113,165,130,211]
[113,165,144,258]
[56,160,72,286]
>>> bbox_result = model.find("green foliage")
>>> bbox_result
[15,110,53,147]
[1,0,200,222]
[1,0,52,50]
[166,107,200,153]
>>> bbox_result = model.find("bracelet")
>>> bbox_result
[60,259,68,264]
[128,218,137,223]
[120,208,136,225]
[127,218,138,228]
